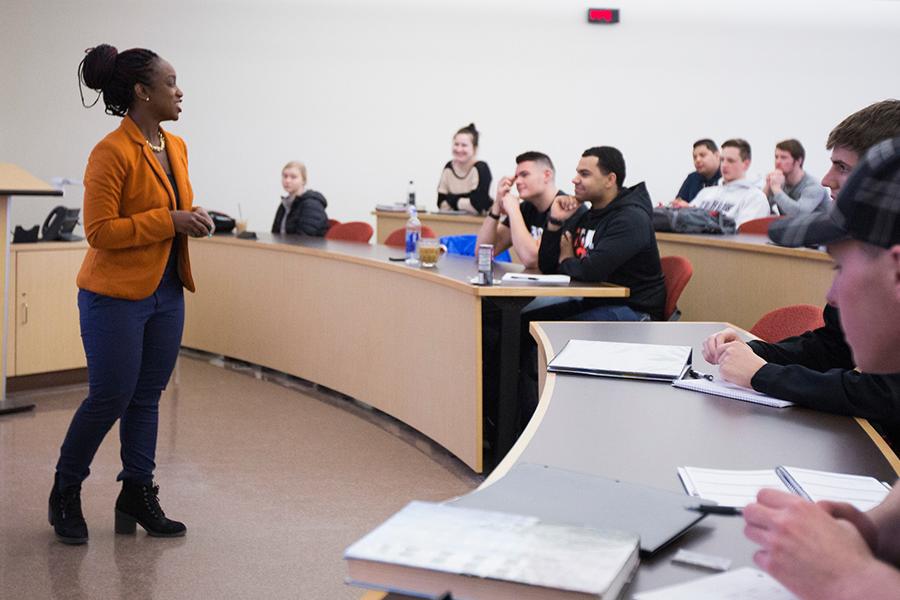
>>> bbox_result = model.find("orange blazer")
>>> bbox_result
[76,116,196,300]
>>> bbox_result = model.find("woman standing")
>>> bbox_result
[436,123,493,214]
[49,44,213,544]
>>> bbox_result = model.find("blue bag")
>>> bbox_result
[439,234,512,262]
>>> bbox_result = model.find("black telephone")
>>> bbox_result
[42,206,83,242]
[208,211,236,234]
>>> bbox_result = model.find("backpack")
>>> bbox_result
[652,207,736,235]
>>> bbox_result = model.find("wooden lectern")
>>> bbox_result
[0,164,63,414]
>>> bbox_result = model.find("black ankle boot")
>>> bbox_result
[115,480,186,538]
[48,473,88,545]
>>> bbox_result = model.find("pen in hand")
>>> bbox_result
[688,504,743,516]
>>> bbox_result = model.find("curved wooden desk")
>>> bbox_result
[465,321,897,595]
[375,213,836,331]
[656,232,832,330]
[181,234,627,472]
[374,210,483,245]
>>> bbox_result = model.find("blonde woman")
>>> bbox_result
[272,161,329,235]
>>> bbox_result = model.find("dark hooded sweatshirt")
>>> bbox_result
[749,304,900,447]
[538,182,667,321]
[271,190,330,236]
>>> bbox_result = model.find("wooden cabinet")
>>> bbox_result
[7,243,87,375]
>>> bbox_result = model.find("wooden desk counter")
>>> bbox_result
[374,210,483,245]
[1,165,63,412]
[656,232,832,329]
[182,233,627,472]
[374,218,835,329]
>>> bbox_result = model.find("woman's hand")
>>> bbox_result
[172,208,214,237]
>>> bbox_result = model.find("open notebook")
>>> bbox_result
[548,340,692,382]
[678,465,892,510]
[672,377,793,408]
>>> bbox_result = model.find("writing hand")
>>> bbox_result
[744,489,878,600]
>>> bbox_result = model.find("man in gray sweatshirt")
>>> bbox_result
[763,138,830,215]
[690,138,771,227]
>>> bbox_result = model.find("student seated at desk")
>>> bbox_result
[683,138,770,227]
[762,139,830,216]
[436,123,492,214]
[511,147,667,430]
[272,161,329,236]
[742,136,900,600]
[671,138,721,206]
[476,151,584,269]
[535,146,666,322]
[702,101,900,449]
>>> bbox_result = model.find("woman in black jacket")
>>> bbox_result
[272,161,330,235]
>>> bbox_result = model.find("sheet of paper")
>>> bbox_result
[780,466,891,512]
[672,377,794,408]
[500,273,571,285]
[634,567,798,599]
[678,466,790,508]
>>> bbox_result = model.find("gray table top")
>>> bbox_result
[484,321,896,596]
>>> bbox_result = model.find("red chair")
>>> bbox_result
[327,219,341,231]
[325,221,374,243]
[383,225,437,248]
[738,216,782,234]
[660,256,693,321]
[750,304,825,343]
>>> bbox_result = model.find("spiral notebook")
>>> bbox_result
[677,465,891,510]
[671,377,794,408]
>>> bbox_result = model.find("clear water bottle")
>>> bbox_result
[407,180,416,207]
[405,204,421,265]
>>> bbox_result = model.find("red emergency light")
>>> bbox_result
[587,8,620,24]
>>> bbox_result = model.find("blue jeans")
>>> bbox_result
[56,263,184,488]
[522,299,650,323]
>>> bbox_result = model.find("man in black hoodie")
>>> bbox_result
[537,146,666,321]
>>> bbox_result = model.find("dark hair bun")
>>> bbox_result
[81,44,118,91]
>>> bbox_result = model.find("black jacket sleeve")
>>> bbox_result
[748,305,853,370]
[437,192,460,210]
[285,193,329,236]
[469,162,493,213]
[558,208,652,282]
[538,226,563,274]
[271,205,286,233]
[751,364,900,424]
[748,303,900,429]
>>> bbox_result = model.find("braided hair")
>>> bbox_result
[78,44,159,116]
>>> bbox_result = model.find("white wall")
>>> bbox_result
[2,0,899,235]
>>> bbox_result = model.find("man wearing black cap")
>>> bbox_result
[742,137,900,599]
[702,100,900,446]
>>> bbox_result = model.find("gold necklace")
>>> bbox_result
[146,130,165,153]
